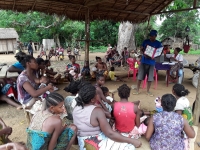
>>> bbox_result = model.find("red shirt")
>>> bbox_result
[113,102,136,132]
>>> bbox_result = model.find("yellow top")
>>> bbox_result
[109,71,115,80]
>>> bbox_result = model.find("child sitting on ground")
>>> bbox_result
[109,66,124,82]
[113,84,144,139]
[81,61,91,80]
[172,84,192,150]
[154,97,163,113]
[101,86,115,112]
[44,60,61,83]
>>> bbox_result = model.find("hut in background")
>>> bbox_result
[162,37,199,50]
[0,28,19,54]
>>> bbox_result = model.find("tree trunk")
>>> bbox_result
[117,22,137,54]
[54,34,60,47]
[193,72,200,125]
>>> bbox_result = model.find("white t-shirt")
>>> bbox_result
[171,54,183,62]
[106,96,113,102]
[174,96,190,111]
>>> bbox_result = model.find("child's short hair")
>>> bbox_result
[101,87,109,95]
[110,67,115,71]
[44,60,50,65]
[96,74,104,81]
[118,84,130,99]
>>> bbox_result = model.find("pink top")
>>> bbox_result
[58,48,64,53]
[73,105,101,137]
[113,102,136,132]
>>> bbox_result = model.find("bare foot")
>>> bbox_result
[17,106,23,110]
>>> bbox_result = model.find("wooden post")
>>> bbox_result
[85,9,90,61]
[193,73,200,125]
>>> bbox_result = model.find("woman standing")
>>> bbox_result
[145,94,195,150]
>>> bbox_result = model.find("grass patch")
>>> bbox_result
[89,46,107,53]
[170,49,200,55]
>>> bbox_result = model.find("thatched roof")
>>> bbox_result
[0,28,19,39]
[0,0,173,23]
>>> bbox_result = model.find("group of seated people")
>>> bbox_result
[38,45,80,61]
[105,45,130,67]
[0,52,195,149]
[0,46,196,150]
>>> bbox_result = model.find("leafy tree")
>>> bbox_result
[0,10,119,48]
[158,0,199,43]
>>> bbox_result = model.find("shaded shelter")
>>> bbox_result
[0,0,174,60]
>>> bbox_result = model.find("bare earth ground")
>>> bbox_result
[0,50,199,149]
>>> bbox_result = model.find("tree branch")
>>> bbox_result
[37,16,65,28]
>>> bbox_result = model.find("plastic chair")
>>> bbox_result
[127,58,140,81]
[142,68,158,89]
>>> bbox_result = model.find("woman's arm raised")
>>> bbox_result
[94,108,142,148]
[23,82,53,98]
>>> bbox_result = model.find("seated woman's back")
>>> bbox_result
[73,105,101,137]
[146,94,195,150]
[27,93,77,150]
[150,111,184,149]
[113,102,136,132]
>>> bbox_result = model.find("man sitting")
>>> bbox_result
[109,51,123,67]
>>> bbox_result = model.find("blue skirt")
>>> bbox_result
[26,127,74,150]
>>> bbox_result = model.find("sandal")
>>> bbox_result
[146,92,154,97]
[132,91,140,95]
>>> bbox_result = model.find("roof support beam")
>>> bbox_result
[103,8,150,16]
[152,7,200,15]
[193,0,197,8]
[85,0,109,7]
[85,9,90,61]
[32,0,37,11]
[12,0,15,10]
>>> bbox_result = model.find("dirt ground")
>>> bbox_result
[0,50,199,149]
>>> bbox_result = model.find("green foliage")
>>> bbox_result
[135,16,158,47]
[89,46,107,53]
[158,0,200,44]
[0,10,119,48]
[90,21,119,46]
[170,49,200,55]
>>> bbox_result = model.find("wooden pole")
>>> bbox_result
[193,73,200,125]
[85,9,90,61]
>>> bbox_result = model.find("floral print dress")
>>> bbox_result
[150,111,185,150]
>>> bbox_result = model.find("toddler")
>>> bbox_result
[81,61,91,79]
[154,97,163,113]
[39,76,52,99]
[101,86,114,112]
[109,67,124,82]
